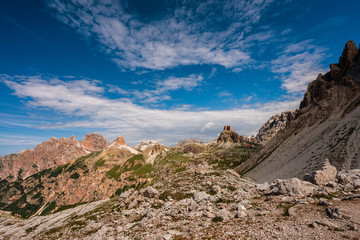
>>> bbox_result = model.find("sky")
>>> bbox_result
[0,0,360,156]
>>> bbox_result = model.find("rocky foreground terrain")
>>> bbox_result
[0,159,360,239]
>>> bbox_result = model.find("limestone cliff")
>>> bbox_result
[237,41,360,182]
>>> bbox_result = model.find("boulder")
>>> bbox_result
[193,191,211,203]
[270,178,316,197]
[309,159,337,185]
[140,186,159,198]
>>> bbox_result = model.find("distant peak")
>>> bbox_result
[114,136,126,145]
[223,125,233,131]
[217,125,241,143]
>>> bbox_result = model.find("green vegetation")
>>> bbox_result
[113,185,136,196]
[106,165,122,180]
[66,157,88,173]
[106,154,148,180]
[94,158,106,169]
[174,166,186,173]
[133,164,154,176]
[30,168,51,180]
[40,201,56,216]
[159,190,193,201]
[49,164,70,178]
[70,172,80,179]
[212,216,223,222]
[312,193,333,199]
[55,202,87,213]
[4,194,43,219]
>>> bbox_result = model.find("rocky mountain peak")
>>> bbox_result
[0,133,109,182]
[113,136,126,145]
[300,41,360,111]
[82,133,109,151]
[217,125,241,143]
[340,40,358,69]
[238,41,360,183]
[223,125,233,131]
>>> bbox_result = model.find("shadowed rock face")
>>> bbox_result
[237,41,360,183]
[217,125,241,143]
[0,133,109,182]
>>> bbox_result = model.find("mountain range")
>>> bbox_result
[0,41,359,239]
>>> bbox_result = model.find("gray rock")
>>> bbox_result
[315,219,339,229]
[270,178,316,197]
[256,182,270,192]
[325,207,343,219]
[119,189,135,200]
[128,199,138,209]
[204,212,216,218]
[310,159,337,185]
[216,209,233,221]
[353,179,360,189]
[193,191,211,203]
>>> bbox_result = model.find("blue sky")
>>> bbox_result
[0,0,360,156]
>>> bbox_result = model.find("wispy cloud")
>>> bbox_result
[217,91,233,98]
[2,74,299,145]
[45,0,280,70]
[271,39,327,93]
[132,74,203,103]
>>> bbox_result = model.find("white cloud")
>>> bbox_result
[107,84,128,95]
[217,91,233,98]
[46,0,278,70]
[132,74,203,103]
[271,40,327,93]
[2,75,300,145]
[201,122,216,132]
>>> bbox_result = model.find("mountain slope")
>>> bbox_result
[0,128,261,219]
[236,40,360,183]
[0,133,109,182]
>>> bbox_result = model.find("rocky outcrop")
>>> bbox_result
[237,41,360,183]
[177,138,204,146]
[0,133,109,182]
[269,178,317,197]
[251,111,295,145]
[113,136,126,145]
[217,125,241,143]
[134,140,158,151]
[182,144,205,154]
[82,133,109,151]
[145,144,164,164]
[305,159,338,185]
